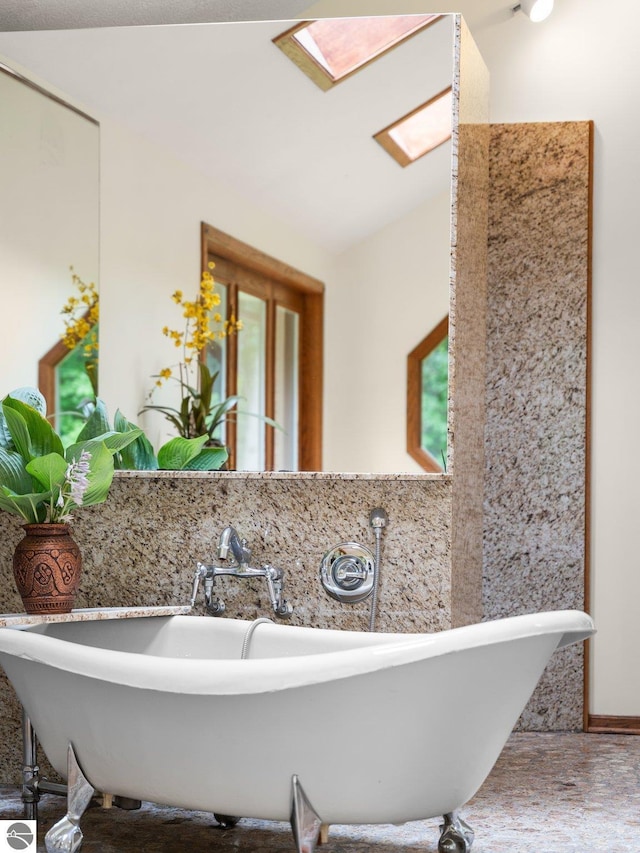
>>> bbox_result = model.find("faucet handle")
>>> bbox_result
[275,600,293,618]
[190,562,207,606]
[264,564,283,581]
[263,564,293,618]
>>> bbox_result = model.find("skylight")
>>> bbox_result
[274,15,441,91]
[374,88,452,167]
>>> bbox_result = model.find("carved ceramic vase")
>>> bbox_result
[13,523,82,614]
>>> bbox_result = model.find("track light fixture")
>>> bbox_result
[513,0,554,22]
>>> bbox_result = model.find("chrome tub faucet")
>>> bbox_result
[217,525,252,566]
[191,526,293,618]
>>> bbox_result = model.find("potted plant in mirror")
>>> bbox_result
[78,398,231,472]
[0,387,142,615]
[139,264,279,464]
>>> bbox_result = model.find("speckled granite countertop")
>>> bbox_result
[0,605,191,629]
[113,470,449,481]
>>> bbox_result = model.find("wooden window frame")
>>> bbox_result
[406,315,448,473]
[38,339,69,420]
[201,223,324,471]
[38,312,97,424]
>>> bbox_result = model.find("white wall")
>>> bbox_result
[305,0,640,716]
[325,192,450,472]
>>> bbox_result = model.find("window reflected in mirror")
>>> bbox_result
[374,87,452,167]
[202,223,323,472]
[39,323,98,447]
[407,316,448,472]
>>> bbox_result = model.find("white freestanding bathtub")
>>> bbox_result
[0,610,594,853]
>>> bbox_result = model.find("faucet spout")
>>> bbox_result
[218,526,252,566]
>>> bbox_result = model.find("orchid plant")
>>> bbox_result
[60,266,99,396]
[139,263,243,444]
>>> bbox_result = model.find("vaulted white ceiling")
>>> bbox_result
[0,0,311,30]
[0,12,459,252]
[0,2,516,253]
[0,1,512,33]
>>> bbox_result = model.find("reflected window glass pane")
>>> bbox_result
[388,89,452,161]
[55,332,97,446]
[236,291,266,470]
[420,335,448,465]
[274,306,299,471]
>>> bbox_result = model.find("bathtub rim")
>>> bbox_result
[0,609,593,696]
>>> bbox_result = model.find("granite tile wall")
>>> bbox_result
[484,122,592,730]
[449,16,490,627]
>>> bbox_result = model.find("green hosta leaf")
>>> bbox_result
[65,428,143,462]
[75,398,111,442]
[157,435,208,470]
[0,487,48,523]
[9,387,46,413]
[2,397,64,460]
[99,429,144,454]
[114,410,135,434]
[1,403,32,460]
[26,452,68,493]
[118,434,159,470]
[0,446,32,494]
[0,387,46,449]
[184,445,228,471]
[114,410,158,470]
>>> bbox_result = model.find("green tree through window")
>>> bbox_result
[407,316,448,472]
[421,334,448,465]
[56,328,97,446]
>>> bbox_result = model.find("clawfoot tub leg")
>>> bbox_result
[438,811,474,853]
[45,744,95,853]
[290,775,323,853]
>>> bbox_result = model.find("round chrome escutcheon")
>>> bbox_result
[320,542,375,603]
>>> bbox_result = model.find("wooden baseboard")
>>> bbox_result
[587,715,640,735]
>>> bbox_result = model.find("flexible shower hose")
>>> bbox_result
[368,526,382,632]
[240,617,274,659]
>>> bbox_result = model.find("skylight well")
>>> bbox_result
[274,15,452,169]
[374,88,452,167]
[274,15,441,91]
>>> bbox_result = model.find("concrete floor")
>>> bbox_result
[0,732,638,852]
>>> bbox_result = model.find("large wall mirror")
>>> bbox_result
[0,14,459,473]
[0,62,99,424]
